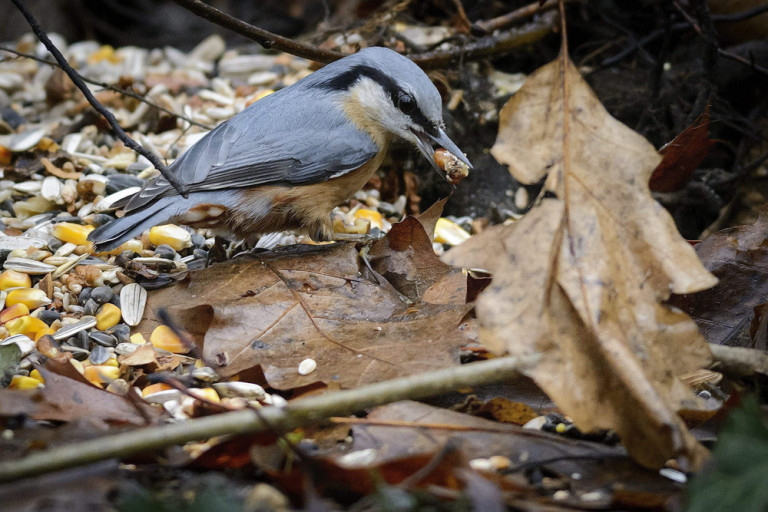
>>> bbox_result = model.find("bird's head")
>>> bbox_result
[316,47,472,180]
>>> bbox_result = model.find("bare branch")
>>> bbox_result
[170,0,347,63]
[472,0,561,34]
[412,13,557,69]
[0,355,537,482]
[171,0,556,69]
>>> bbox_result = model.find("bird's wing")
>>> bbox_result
[125,91,378,212]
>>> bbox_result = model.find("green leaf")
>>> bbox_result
[0,343,22,387]
[686,397,768,512]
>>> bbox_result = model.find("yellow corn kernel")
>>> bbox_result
[189,387,220,403]
[51,222,95,245]
[130,332,147,345]
[555,423,567,434]
[149,224,191,251]
[246,89,274,107]
[5,288,52,309]
[33,327,53,342]
[95,303,121,331]
[150,325,190,354]
[6,316,49,339]
[29,369,45,383]
[333,217,370,235]
[354,209,383,230]
[0,269,32,290]
[69,358,84,375]
[0,146,10,166]
[142,382,172,397]
[98,238,144,257]
[434,218,471,246]
[87,45,120,64]
[0,303,30,324]
[9,375,43,390]
[84,365,121,387]
[103,357,119,368]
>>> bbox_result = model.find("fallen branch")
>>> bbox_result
[0,355,537,483]
[0,46,213,131]
[171,0,556,69]
[673,0,768,77]
[709,344,768,378]
[412,13,557,69]
[170,0,346,63]
[472,0,561,34]
[9,0,189,197]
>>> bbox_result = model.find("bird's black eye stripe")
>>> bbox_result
[318,64,437,136]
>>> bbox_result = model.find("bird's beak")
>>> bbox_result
[411,127,472,182]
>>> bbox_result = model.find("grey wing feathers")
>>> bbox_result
[125,90,377,212]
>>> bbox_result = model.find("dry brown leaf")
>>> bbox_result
[348,401,680,506]
[142,233,472,390]
[476,397,539,425]
[670,207,768,347]
[0,366,163,425]
[368,216,463,302]
[650,109,716,192]
[447,48,717,470]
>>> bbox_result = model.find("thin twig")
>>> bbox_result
[449,0,472,33]
[710,3,768,23]
[9,0,189,197]
[0,355,537,482]
[674,0,768,77]
[170,0,346,63]
[412,13,557,69]
[687,0,718,123]
[472,0,561,34]
[171,0,555,69]
[709,344,768,378]
[0,46,213,130]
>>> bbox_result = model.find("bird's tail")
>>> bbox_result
[88,196,184,253]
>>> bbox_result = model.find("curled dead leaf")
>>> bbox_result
[449,48,717,470]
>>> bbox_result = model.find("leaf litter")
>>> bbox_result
[2,5,759,509]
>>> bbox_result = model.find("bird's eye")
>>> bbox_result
[397,92,415,114]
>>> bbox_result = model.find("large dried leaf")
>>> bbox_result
[346,401,681,508]
[0,366,163,425]
[671,208,768,347]
[448,51,717,470]
[143,224,472,390]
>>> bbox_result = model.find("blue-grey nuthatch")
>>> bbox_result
[89,47,472,251]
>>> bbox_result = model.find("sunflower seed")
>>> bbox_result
[119,283,146,326]
[3,257,56,274]
[6,127,45,152]
[52,316,97,340]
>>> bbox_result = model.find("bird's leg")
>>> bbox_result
[312,218,334,243]
[358,243,381,285]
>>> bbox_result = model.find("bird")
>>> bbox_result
[88,47,472,252]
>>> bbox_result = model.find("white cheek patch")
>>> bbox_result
[349,78,410,131]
